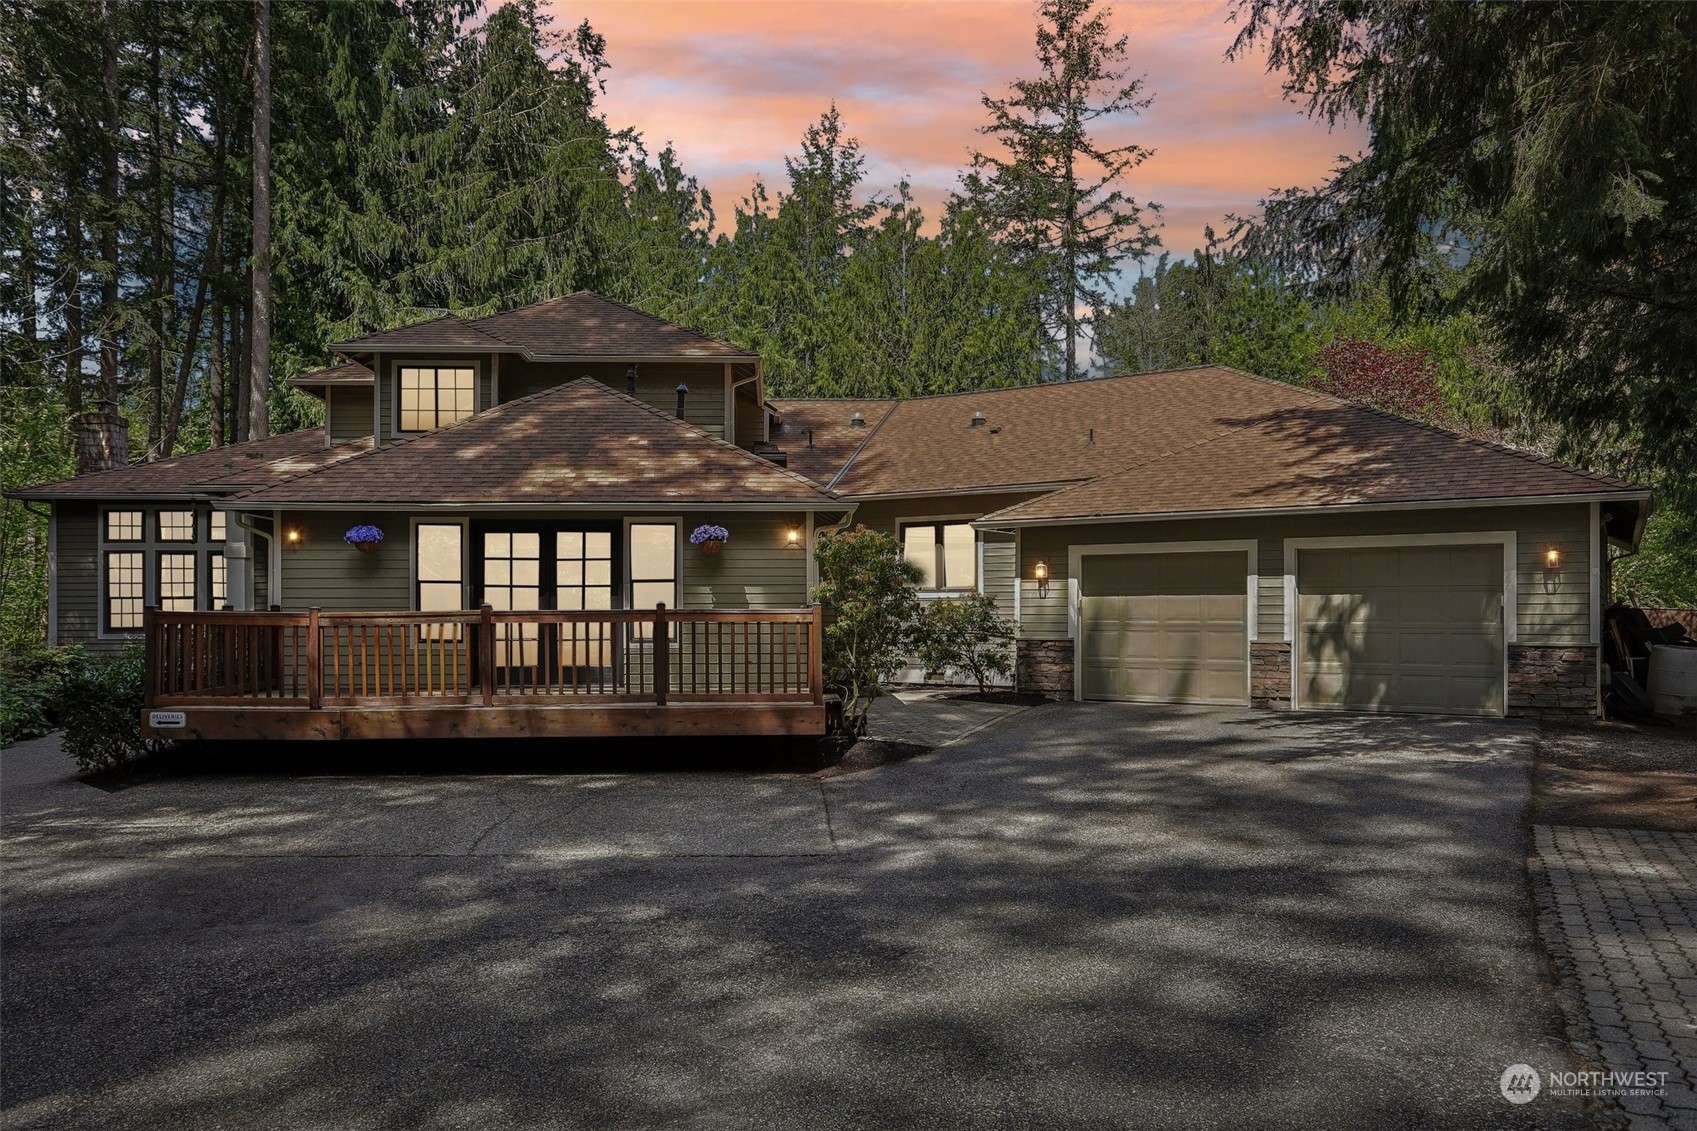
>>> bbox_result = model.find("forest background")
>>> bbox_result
[3,0,1692,652]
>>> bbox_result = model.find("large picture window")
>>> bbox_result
[398,365,475,432]
[100,506,228,630]
[901,521,977,591]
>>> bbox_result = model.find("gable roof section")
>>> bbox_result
[334,314,512,352]
[287,361,373,389]
[329,293,756,360]
[979,383,1645,524]
[768,398,897,486]
[8,430,371,501]
[226,378,838,509]
[467,293,756,359]
[827,367,1320,497]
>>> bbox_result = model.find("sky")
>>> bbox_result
[562,0,1364,271]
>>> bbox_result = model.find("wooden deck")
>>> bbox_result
[140,604,828,741]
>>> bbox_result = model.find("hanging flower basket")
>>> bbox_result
[690,524,729,555]
[344,524,385,554]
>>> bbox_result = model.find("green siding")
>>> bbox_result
[1015,503,1595,646]
[681,514,809,609]
[277,511,414,612]
[376,353,498,447]
[325,386,373,443]
[52,503,117,652]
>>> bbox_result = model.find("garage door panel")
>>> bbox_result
[1297,545,1504,717]
[1079,551,1249,706]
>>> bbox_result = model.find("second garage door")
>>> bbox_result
[1078,551,1249,705]
[1296,543,1505,716]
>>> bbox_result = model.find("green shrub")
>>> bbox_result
[54,643,160,774]
[913,593,1015,693]
[0,644,84,747]
[811,525,923,738]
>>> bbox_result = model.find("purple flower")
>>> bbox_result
[343,524,385,546]
[689,524,729,545]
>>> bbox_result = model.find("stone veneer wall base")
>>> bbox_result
[1250,642,1291,709]
[1508,644,1598,720]
[1017,639,1074,699]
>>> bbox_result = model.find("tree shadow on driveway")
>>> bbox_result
[0,704,1592,1130]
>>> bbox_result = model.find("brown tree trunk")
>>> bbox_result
[247,0,271,441]
[209,302,225,447]
[146,38,166,459]
[98,0,122,404]
[62,199,86,414]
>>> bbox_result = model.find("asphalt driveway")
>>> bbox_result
[2,705,1588,1130]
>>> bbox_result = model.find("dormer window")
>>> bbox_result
[397,365,475,432]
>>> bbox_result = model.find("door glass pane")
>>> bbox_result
[630,524,677,612]
[942,523,977,589]
[483,531,540,667]
[557,530,613,617]
[903,526,937,589]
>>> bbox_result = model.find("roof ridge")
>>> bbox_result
[332,311,512,352]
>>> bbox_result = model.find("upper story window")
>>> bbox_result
[901,520,977,591]
[397,365,475,432]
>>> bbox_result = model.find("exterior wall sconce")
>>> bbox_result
[284,525,304,549]
[625,364,638,394]
[1544,545,1563,570]
[785,524,804,550]
[1034,559,1049,594]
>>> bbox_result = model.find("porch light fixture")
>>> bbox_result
[626,364,638,394]
[1544,545,1563,570]
[1034,559,1049,595]
[675,383,689,418]
[785,524,804,550]
[284,525,303,548]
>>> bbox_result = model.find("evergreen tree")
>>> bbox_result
[966,0,1161,380]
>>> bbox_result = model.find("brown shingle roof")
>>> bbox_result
[980,382,1645,524]
[328,293,755,360]
[227,378,837,508]
[826,367,1316,496]
[466,293,755,358]
[8,430,370,500]
[768,398,897,486]
[287,361,372,388]
[334,315,513,352]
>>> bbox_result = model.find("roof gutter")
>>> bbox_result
[971,490,1656,529]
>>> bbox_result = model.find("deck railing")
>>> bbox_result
[142,604,825,710]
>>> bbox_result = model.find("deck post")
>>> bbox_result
[808,603,824,705]
[306,607,322,709]
[479,604,495,706]
[142,605,158,707]
[269,605,283,695]
[653,603,669,707]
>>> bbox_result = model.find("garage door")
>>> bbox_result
[1078,551,1249,705]
[1297,544,1504,716]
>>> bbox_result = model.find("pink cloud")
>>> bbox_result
[559,0,1361,267]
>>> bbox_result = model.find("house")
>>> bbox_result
[10,293,1650,739]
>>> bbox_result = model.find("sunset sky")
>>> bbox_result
[563,0,1363,269]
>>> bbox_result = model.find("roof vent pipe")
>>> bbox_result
[626,364,638,395]
[849,412,865,428]
[675,383,688,418]
[969,410,986,428]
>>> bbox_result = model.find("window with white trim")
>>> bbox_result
[398,366,475,432]
[900,521,977,590]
